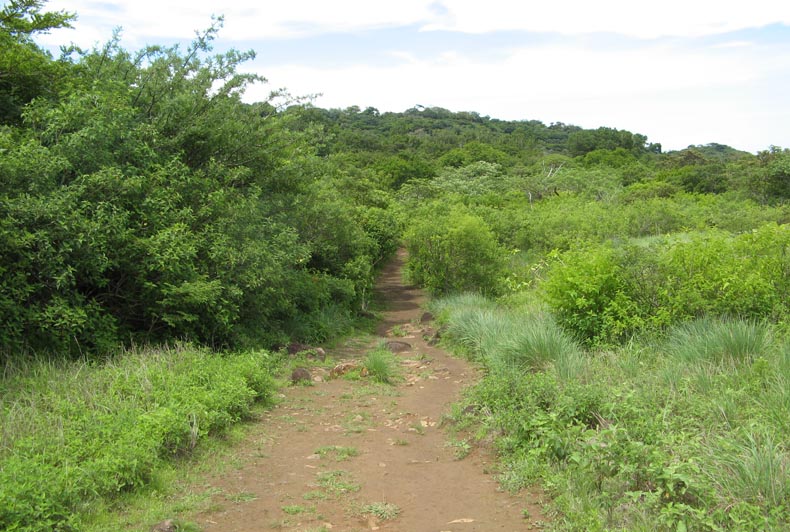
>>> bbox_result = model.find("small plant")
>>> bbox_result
[390,325,408,337]
[302,490,328,501]
[315,470,361,496]
[342,412,372,434]
[226,491,257,503]
[315,445,359,461]
[409,422,426,435]
[360,502,401,520]
[364,347,399,384]
[281,504,310,515]
[446,438,472,460]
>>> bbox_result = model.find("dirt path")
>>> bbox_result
[194,250,546,531]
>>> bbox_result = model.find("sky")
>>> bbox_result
[36,0,790,153]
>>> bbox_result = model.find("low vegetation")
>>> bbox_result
[0,345,274,531]
[434,296,790,530]
[363,346,400,384]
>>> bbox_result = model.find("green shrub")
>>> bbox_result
[405,204,506,296]
[543,244,646,345]
[544,223,790,344]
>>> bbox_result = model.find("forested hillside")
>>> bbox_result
[2,1,790,530]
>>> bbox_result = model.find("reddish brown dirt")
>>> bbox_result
[194,250,547,531]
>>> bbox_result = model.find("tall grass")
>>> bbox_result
[364,345,400,384]
[665,317,774,366]
[431,293,586,380]
[711,431,790,507]
[437,294,790,530]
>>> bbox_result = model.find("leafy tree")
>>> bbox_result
[405,204,506,296]
[0,0,75,124]
[763,147,790,199]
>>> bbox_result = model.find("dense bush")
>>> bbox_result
[404,205,506,296]
[0,15,399,357]
[544,223,790,345]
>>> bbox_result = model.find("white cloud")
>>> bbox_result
[42,0,437,46]
[422,0,790,38]
[41,0,790,48]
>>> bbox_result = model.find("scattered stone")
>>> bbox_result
[462,404,479,416]
[151,520,176,532]
[291,367,311,384]
[385,340,411,352]
[428,325,448,346]
[287,342,312,355]
[420,311,434,323]
[329,361,360,379]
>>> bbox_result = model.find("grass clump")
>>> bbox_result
[0,345,275,532]
[666,317,774,366]
[711,431,789,507]
[315,470,360,497]
[359,502,401,520]
[315,445,359,461]
[363,346,399,384]
[433,293,586,380]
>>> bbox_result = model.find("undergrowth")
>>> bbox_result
[0,344,276,532]
[434,294,790,531]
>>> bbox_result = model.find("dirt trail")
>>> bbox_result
[195,250,546,531]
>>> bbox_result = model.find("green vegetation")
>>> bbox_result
[0,6,398,357]
[315,445,359,461]
[315,470,361,497]
[363,345,400,384]
[3,2,790,530]
[359,501,401,520]
[435,297,790,530]
[0,345,273,531]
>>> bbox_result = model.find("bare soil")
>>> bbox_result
[194,250,547,531]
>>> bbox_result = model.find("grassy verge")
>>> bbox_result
[0,344,277,532]
[433,294,790,531]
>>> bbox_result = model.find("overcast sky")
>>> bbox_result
[38,1,790,153]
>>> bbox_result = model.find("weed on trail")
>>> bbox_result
[358,501,401,520]
[315,470,361,497]
[315,445,360,461]
[343,412,373,434]
[364,346,400,384]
